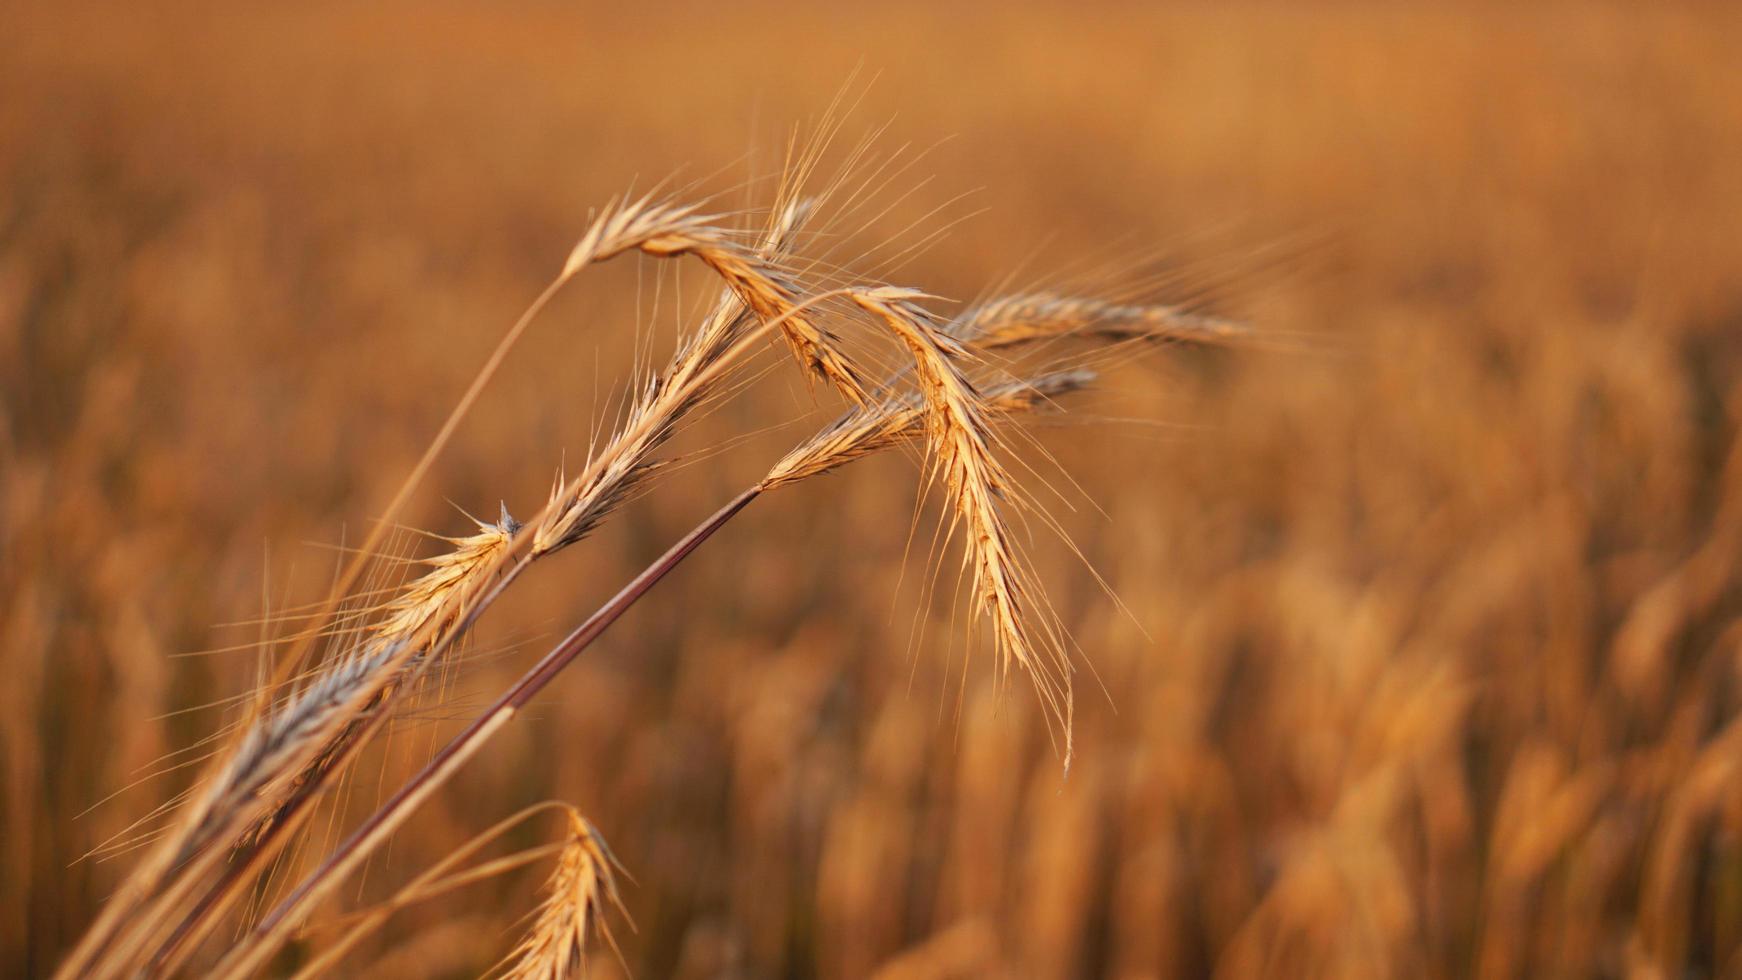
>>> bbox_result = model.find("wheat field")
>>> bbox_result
[6,2,1742,977]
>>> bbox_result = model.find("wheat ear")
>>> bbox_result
[211,486,761,980]
[73,514,520,979]
[636,224,870,403]
[212,498,814,973]
[954,291,1243,349]
[496,812,624,980]
[284,803,612,980]
[850,287,1075,766]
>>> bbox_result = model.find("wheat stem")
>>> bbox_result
[213,487,760,980]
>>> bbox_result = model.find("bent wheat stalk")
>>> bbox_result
[56,192,724,980]
[495,810,625,980]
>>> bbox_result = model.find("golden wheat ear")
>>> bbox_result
[637,224,871,403]
[273,802,619,980]
[497,811,626,980]
[849,287,1076,767]
[60,503,530,980]
[954,291,1244,349]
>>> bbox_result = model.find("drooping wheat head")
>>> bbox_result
[850,287,1075,765]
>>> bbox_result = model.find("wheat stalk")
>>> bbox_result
[55,191,715,980]
[162,209,844,976]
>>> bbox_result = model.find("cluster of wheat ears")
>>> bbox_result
[57,153,1242,978]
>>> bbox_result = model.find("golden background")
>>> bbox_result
[5,2,1742,976]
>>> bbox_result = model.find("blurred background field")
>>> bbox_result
[6,1,1742,976]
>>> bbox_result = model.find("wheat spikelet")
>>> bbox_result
[563,191,862,401]
[371,514,520,640]
[663,198,814,388]
[953,291,1242,349]
[497,812,624,980]
[558,195,710,280]
[567,193,863,398]
[850,287,1075,765]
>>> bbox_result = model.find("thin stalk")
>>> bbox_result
[213,487,762,980]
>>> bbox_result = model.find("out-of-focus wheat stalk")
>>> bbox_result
[283,802,614,980]
[495,811,624,980]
